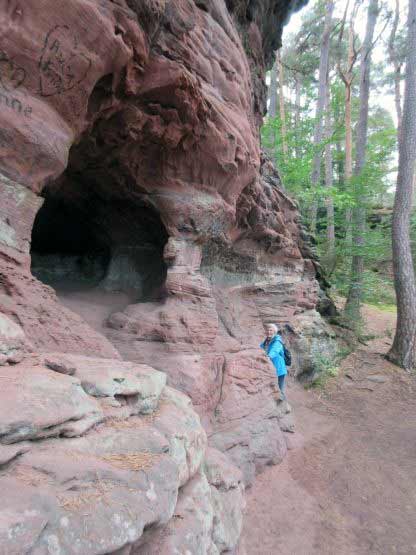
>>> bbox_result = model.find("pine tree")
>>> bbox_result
[387,0,416,369]
[344,0,380,326]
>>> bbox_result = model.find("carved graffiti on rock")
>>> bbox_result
[66,82,88,119]
[0,50,26,91]
[0,92,31,116]
[39,25,91,97]
[0,50,31,117]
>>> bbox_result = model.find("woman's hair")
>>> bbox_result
[265,323,278,333]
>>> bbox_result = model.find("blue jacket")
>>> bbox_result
[261,334,287,377]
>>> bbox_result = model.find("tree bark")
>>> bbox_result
[277,49,288,162]
[266,52,278,159]
[268,54,278,118]
[388,0,403,143]
[387,0,416,370]
[336,139,344,187]
[344,15,354,186]
[324,82,336,274]
[338,0,359,242]
[309,0,334,234]
[344,0,379,325]
[344,22,354,243]
[294,75,301,159]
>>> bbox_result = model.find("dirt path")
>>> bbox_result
[56,284,134,335]
[243,305,416,555]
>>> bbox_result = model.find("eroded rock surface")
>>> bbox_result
[0,357,247,555]
[0,0,336,553]
[0,0,328,474]
[136,447,246,555]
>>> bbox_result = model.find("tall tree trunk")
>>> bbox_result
[266,53,278,160]
[388,0,403,142]
[344,18,354,188]
[324,83,336,273]
[294,76,301,159]
[336,139,344,188]
[343,33,354,246]
[337,1,360,243]
[277,49,288,162]
[344,0,379,325]
[268,54,278,118]
[387,0,416,369]
[309,0,334,234]
[341,3,358,243]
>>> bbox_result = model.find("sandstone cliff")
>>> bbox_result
[0,1,334,553]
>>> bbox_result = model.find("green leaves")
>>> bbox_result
[263,0,399,308]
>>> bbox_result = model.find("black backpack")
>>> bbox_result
[279,340,292,367]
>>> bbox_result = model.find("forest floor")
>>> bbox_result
[243,304,416,555]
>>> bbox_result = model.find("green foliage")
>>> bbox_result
[310,362,339,389]
[263,0,401,318]
[263,105,396,279]
[332,257,396,306]
[262,111,316,200]
[307,345,353,389]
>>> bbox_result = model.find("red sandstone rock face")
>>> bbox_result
[0,1,336,552]
[0,0,327,465]
[1,0,259,234]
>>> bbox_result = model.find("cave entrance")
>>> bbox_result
[30,172,168,332]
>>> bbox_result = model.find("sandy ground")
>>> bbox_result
[243,305,416,555]
[56,284,134,334]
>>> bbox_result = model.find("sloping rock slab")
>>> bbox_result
[0,362,103,444]
[0,359,214,555]
[0,444,178,555]
[43,353,166,415]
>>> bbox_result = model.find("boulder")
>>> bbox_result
[136,448,246,555]
[209,350,288,484]
[0,362,103,444]
[43,353,166,415]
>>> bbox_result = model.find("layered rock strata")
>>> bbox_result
[0,350,245,555]
[0,0,335,553]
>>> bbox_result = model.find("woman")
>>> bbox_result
[261,323,287,400]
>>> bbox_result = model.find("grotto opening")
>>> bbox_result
[30,167,169,332]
